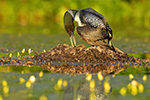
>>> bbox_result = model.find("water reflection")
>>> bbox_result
[63,76,112,100]
[0,70,149,100]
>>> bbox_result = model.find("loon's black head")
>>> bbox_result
[63,10,78,46]
[64,10,77,37]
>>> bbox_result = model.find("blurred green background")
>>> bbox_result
[0,0,149,36]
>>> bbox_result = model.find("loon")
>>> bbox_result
[63,8,115,51]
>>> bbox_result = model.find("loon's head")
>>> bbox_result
[64,10,77,37]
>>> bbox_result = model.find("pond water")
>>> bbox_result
[0,68,150,100]
[0,25,150,100]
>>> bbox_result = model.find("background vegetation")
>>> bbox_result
[0,0,149,36]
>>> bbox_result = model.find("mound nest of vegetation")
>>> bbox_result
[32,44,142,74]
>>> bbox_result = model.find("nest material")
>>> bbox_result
[33,44,139,74]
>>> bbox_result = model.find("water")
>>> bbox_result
[0,26,150,100]
[0,71,149,100]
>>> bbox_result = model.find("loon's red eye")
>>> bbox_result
[68,29,71,32]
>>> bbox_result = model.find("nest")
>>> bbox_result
[33,44,139,74]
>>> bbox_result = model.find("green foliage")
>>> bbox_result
[127,52,146,59]
[0,65,51,73]
[118,66,150,75]
[127,53,150,59]
[0,0,149,32]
